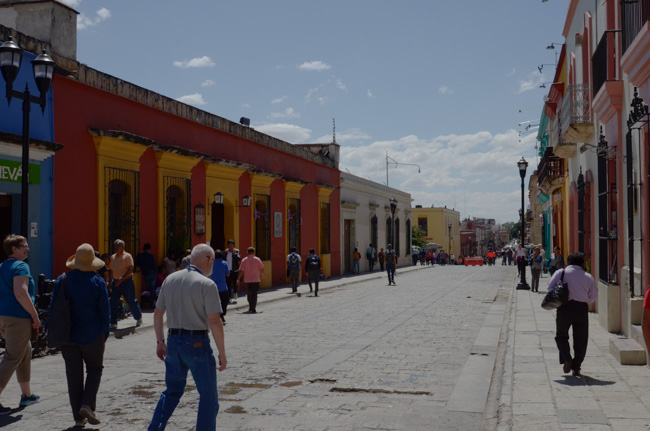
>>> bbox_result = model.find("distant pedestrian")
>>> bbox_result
[149,244,227,431]
[515,244,526,276]
[366,244,376,271]
[305,248,322,296]
[136,243,158,308]
[163,252,178,275]
[411,248,418,266]
[52,243,110,427]
[180,249,192,270]
[548,246,565,275]
[378,248,385,272]
[209,250,230,324]
[237,247,265,313]
[109,239,142,329]
[450,253,456,265]
[547,252,597,377]
[352,248,361,274]
[286,247,301,293]
[507,249,513,265]
[385,244,397,285]
[0,234,40,415]
[529,247,543,292]
[225,240,241,304]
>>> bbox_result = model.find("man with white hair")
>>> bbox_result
[149,243,227,431]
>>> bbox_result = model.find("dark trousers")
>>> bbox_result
[386,264,395,283]
[531,268,541,292]
[369,258,375,271]
[308,270,320,294]
[555,301,589,371]
[218,290,229,317]
[227,271,239,298]
[246,282,260,312]
[61,334,105,421]
[110,278,142,324]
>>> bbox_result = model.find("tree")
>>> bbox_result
[510,221,521,240]
[412,226,427,248]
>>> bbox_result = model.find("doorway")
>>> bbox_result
[211,203,225,250]
[344,219,354,273]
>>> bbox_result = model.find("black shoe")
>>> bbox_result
[563,360,572,374]
[572,369,582,377]
[220,315,226,323]
[0,404,11,416]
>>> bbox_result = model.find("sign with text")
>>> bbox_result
[0,160,40,185]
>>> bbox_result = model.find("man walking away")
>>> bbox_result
[149,244,226,431]
[305,248,321,296]
[237,247,265,313]
[109,239,142,329]
[286,247,301,294]
[547,252,597,377]
[385,244,397,285]
[209,250,230,324]
[136,243,157,308]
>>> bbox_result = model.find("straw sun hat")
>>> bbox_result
[66,243,105,272]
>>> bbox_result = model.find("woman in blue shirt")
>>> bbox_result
[50,243,110,428]
[0,234,40,415]
[210,249,230,324]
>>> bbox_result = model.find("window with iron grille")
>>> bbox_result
[597,158,617,284]
[320,202,330,254]
[254,194,271,261]
[371,215,378,248]
[418,217,428,235]
[164,176,191,257]
[395,217,400,256]
[106,167,140,256]
[577,171,585,253]
[287,198,301,254]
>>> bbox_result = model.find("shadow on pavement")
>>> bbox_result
[0,412,23,428]
[553,375,615,386]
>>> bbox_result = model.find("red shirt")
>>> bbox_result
[240,255,264,283]
[644,287,650,310]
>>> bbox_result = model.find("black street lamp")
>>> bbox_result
[0,37,55,238]
[516,157,529,290]
[389,197,397,248]
[448,222,452,260]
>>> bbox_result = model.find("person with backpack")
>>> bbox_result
[286,247,302,294]
[385,244,397,285]
[305,248,322,297]
[51,243,110,427]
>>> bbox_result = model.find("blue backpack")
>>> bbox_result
[288,253,301,270]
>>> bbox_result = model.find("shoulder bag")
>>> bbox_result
[541,269,569,310]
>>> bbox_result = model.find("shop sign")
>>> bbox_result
[0,160,40,185]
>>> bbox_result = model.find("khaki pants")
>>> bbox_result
[0,315,32,388]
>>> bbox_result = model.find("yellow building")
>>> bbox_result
[412,206,460,256]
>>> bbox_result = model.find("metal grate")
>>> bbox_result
[287,198,301,254]
[163,176,191,256]
[320,202,330,254]
[105,167,140,256]
[255,194,271,260]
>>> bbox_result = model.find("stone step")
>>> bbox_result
[631,324,650,366]
[610,337,647,365]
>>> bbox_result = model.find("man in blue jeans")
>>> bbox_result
[149,244,227,431]
[136,243,158,307]
[109,239,142,329]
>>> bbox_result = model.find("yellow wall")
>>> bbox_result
[411,207,461,256]
[317,186,334,278]
[205,164,243,247]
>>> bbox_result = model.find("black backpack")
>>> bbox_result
[47,273,70,348]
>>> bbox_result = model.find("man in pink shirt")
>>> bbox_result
[237,247,265,314]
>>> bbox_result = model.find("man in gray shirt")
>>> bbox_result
[148,244,227,431]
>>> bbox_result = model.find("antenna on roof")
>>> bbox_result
[333,118,336,144]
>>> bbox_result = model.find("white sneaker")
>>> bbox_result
[136,318,143,327]
[74,418,87,428]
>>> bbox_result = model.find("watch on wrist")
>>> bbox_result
[157,340,165,345]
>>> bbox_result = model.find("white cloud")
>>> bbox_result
[271,96,288,104]
[242,103,250,108]
[336,79,347,91]
[201,80,215,87]
[77,7,111,30]
[316,128,371,144]
[517,71,547,93]
[298,61,331,71]
[367,89,374,98]
[173,56,215,69]
[339,129,538,223]
[268,107,300,120]
[176,93,207,106]
[255,123,312,143]
[438,86,453,95]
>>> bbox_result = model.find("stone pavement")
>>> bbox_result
[493,269,650,431]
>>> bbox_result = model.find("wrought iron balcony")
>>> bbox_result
[560,83,593,146]
[537,147,564,195]
[622,0,650,55]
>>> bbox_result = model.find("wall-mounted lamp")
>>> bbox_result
[241,195,252,207]
[546,42,563,50]
[213,192,224,204]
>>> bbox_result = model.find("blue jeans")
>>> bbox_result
[110,278,142,324]
[143,273,157,300]
[353,260,360,273]
[149,334,218,431]
[386,264,395,283]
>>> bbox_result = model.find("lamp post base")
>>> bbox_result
[516,283,530,290]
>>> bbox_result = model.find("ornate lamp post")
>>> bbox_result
[448,222,452,259]
[516,157,529,290]
[0,37,55,238]
[389,197,397,247]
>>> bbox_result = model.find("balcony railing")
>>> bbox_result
[560,83,593,146]
[537,147,563,194]
[622,0,650,55]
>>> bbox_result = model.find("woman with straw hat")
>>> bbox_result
[50,243,109,428]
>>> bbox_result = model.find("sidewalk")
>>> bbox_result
[497,272,650,431]
[110,263,429,335]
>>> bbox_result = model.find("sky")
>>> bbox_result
[61,0,570,223]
